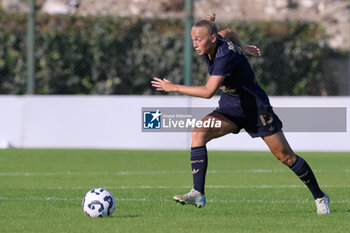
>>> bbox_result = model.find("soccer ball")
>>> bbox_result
[82,188,115,217]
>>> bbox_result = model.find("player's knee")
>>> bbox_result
[191,130,205,142]
[275,152,296,167]
[191,129,211,145]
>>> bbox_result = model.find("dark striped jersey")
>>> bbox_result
[203,35,273,116]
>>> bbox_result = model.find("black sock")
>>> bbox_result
[290,155,324,199]
[191,146,208,194]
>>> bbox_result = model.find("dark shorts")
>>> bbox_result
[212,107,283,138]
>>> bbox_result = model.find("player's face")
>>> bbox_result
[191,27,216,56]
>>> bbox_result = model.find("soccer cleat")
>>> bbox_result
[173,188,206,208]
[315,193,330,215]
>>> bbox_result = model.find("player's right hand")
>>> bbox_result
[151,77,177,92]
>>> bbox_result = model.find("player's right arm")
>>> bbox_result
[151,75,225,99]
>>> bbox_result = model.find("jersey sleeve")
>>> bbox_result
[211,53,238,77]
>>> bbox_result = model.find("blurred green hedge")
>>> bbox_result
[0,13,340,95]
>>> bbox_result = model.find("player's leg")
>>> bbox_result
[173,112,239,207]
[262,131,330,214]
[191,112,240,147]
[191,112,239,192]
[261,130,296,166]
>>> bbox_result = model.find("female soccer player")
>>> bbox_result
[151,14,330,214]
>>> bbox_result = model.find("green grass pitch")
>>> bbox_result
[0,149,349,233]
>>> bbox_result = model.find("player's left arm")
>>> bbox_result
[219,28,261,57]
[219,28,242,46]
[151,75,224,99]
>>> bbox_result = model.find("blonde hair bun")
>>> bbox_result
[206,13,216,22]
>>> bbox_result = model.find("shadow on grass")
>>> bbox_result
[113,215,141,218]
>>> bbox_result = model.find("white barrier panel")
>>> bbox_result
[0,96,349,151]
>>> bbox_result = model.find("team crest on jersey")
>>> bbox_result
[143,110,162,129]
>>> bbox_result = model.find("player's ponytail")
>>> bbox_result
[206,13,216,22]
[193,13,218,35]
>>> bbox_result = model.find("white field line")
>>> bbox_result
[1,169,350,176]
[6,185,350,190]
[0,196,349,204]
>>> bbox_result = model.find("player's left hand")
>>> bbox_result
[241,44,261,57]
[151,77,177,92]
